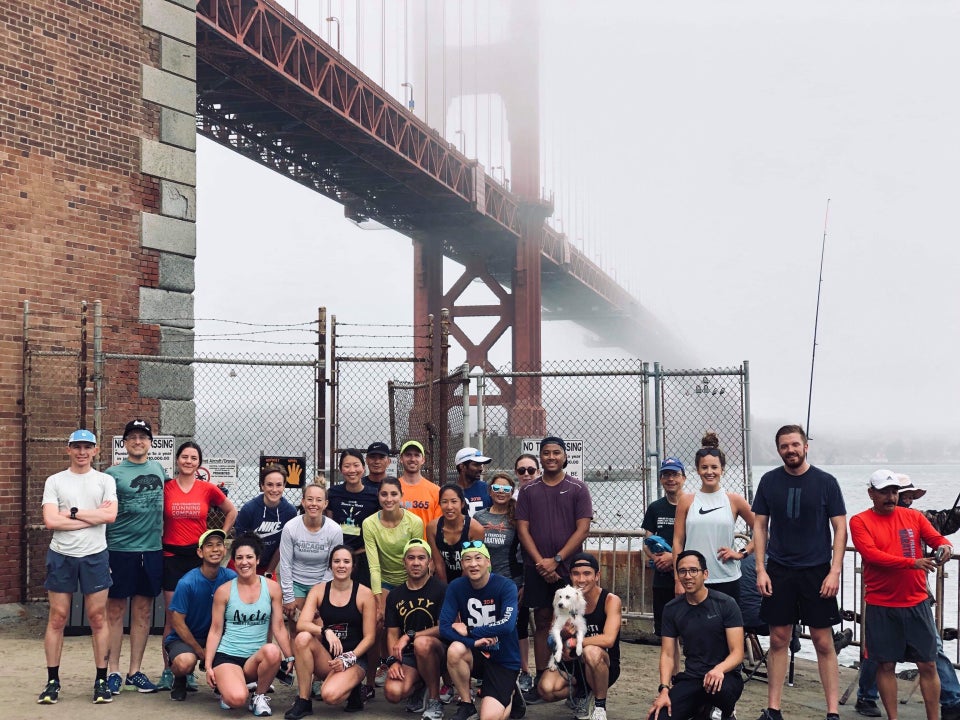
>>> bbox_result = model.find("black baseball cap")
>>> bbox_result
[123,419,153,440]
[366,441,391,457]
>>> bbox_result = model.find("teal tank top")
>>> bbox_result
[217,576,272,658]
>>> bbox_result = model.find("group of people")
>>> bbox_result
[39,426,621,720]
[641,424,957,720]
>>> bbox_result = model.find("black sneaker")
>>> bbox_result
[509,679,527,719]
[942,705,960,720]
[345,685,364,712]
[38,679,61,704]
[276,659,295,686]
[93,679,113,703]
[170,676,188,702]
[854,699,880,718]
[285,697,314,720]
[521,683,543,706]
[451,700,479,720]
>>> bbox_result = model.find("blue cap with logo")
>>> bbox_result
[659,456,685,475]
[68,429,97,445]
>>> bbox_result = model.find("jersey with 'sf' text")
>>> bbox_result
[439,573,520,670]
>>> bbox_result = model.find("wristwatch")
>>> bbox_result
[70,507,78,520]
[658,683,671,693]
[553,554,563,564]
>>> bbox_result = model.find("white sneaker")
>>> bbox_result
[591,707,607,720]
[406,686,427,713]
[374,664,388,688]
[573,692,595,720]
[439,684,455,704]
[251,693,272,717]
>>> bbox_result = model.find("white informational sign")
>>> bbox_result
[520,438,585,481]
[204,458,239,489]
[112,435,176,478]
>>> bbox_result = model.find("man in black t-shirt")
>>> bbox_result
[647,550,743,720]
[641,456,685,636]
[383,538,448,720]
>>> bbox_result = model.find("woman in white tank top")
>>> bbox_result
[672,432,755,604]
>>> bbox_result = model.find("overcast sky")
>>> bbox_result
[195,0,960,442]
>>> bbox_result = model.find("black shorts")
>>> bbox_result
[706,579,740,607]
[652,586,675,637]
[523,565,566,610]
[108,550,163,599]
[163,552,202,592]
[213,651,249,668]
[470,649,519,707]
[351,553,371,588]
[558,654,620,690]
[760,560,840,629]
[864,601,938,664]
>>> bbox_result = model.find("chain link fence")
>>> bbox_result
[475,359,650,532]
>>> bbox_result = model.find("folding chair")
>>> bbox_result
[743,625,770,683]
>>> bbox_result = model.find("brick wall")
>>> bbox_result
[0,1,194,603]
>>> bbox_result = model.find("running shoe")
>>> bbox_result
[592,708,607,720]
[345,685,364,712]
[93,678,113,704]
[247,680,276,693]
[360,683,375,702]
[517,671,534,693]
[438,684,456,704]
[374,663,388,687]
[422,698,444,720]
[106,672,122,695]
[220,698,231,710]
[170,676,188,702]
[38,679,61,704]
[855,699,881,718]
[186,672,199,691]
[157,668,174,690]
[574,692,595,720]
[276,659,295,686]
[310,680,323,700]
[405,686,427,713]
[125,671,159,693]
[450,700,479,720]
[251,693,273,717]
[509,679,527,719]
[522,684,544,705]
[284,697,314,720]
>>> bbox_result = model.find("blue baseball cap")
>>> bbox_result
[659,457,685,475]
[68,429,97,445]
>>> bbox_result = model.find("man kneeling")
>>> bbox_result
[647,550,744,720]
[537,553,621,720]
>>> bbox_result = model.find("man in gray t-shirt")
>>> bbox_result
[38,429,118,705]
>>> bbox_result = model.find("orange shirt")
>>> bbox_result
[400,477,441,535]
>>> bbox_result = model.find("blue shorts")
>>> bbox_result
[45,548,112,595]
[108,550,163,599]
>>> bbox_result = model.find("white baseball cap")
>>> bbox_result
[455,447,492,466]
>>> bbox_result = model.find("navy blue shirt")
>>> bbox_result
[327,482,380,551]
[752,464,845,568]
[440,573,520,670]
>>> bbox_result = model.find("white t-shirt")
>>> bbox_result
[42,468,117,557]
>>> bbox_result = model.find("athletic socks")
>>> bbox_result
[595,699,606,708]
[47,666,60,683]
[95,667,107,682]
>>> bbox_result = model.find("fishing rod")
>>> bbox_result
[805,199,830,439]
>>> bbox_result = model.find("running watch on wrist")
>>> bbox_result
[70,507,78,519]
[553,554,563,564]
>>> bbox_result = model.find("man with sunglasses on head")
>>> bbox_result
[752,424,846,720]
[647,550,743,720]
[516,436,593,705]
[440,540,524,720]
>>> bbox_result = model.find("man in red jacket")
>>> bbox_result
[849,469,953,720]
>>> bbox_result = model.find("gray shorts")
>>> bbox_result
[44,548,112,595]
[164,638,200,664]
[864,600,938,663]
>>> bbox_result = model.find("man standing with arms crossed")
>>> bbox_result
[38,429,118,704]
[364,441,393,490]
[104,419,164,695]
[752,424,846,720]
[516,436,593,705]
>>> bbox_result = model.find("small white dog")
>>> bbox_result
[548,584,587,669]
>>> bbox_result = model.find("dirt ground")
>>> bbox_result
[0,603,933,720]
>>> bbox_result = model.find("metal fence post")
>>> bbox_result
[476,371,486,453]
[79,300,88,433]
[461,363,470,447]
[653,361,663,482]
[317,307,327,478]
[92,300,103,463]
[742,360,753,501]
[330,314,338,460]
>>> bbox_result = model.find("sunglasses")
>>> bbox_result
[515,467,538,475]
[462,540,485,550]
[695,448,722,458]
[490,484,513,493]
